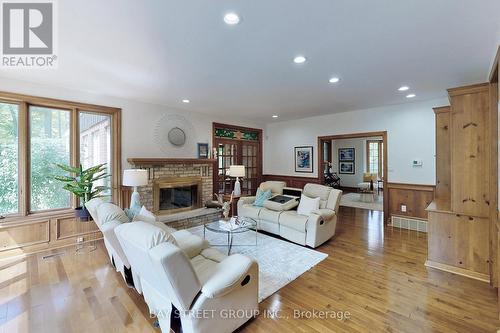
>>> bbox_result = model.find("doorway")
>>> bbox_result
[212,123,263,196]
[318,131,388,222]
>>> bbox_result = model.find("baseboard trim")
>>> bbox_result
[425,260,490,283]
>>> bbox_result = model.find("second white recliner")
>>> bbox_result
[115,221,259,333]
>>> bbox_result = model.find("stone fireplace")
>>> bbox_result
[153,176,202,215]
[128,158,216,217]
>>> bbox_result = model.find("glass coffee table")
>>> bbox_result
[203,216,258,255]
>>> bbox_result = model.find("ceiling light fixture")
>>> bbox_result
[293,56,307,64]
[224,12,240,25]
[182,99,190,103]
[272,115,279,118]
[406,94,416,98]
[329,77,340,83]
[398,86,409,91]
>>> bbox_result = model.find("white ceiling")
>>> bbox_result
[1,0,499,121]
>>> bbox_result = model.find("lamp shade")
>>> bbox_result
[123,169,148,186]
[229,165,245,178]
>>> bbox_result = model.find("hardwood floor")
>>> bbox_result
[0,207,499,333]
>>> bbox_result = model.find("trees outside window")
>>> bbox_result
[30,106,71,211]
[0,103,19,215]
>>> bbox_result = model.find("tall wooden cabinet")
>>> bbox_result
[427,83,497,283]
[450,86,491,217]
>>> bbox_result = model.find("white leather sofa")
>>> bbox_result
[115,221,259,333]
[238,181,342,248]
[85,198,209,294]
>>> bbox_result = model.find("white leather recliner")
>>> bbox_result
[115,221,259,333]
[86,198,139,288]
[86,199,210,294]
[281,183,342,247]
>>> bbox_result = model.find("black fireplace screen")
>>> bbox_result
[159,185,198,210]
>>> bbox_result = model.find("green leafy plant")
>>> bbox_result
[53,163,110,208]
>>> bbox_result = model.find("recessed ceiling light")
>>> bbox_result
[398,86,410,91]
[329,77,340,83]
[224,12,240,25]
[406,94,416,98]
[293,56,307,64]
[182,99,190,103]
[272,115,279,118]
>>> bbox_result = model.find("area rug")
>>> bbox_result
[188,225,328,302]
[340,192,383,211]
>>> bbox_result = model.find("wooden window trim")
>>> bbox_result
[0,90,121,223]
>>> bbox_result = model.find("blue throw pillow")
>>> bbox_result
[254,188,272,207]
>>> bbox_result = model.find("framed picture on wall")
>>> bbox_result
[294,146,313,173]
[197,143,209,158]
[339,161,355,174]
[338,148,355,161]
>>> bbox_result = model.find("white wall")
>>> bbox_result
[330,136,383,187]
[0,77,264,168]
[331,138,365,187]
[264,98,448,185]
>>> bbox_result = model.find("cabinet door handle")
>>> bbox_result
[462,122,478,129]
[462,197,476,203]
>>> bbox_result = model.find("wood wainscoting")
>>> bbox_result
[387,183,435,220]
[262,174,320,189]
[0,212,101,260]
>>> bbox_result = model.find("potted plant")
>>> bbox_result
[53,163,110,219]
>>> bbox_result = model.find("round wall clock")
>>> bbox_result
[154,113,196,154]
[168,127,186,146]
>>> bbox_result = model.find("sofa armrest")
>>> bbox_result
[100,219,121,237]
[201,254,255,298]
[172,230,209,258]
[238,196,256,206]
[311,208,336,220]
[100,220,131,268]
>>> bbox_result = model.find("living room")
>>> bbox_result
[0,1,500,333]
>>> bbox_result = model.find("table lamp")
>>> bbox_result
[229,165,245,196]
[123,169,148,216]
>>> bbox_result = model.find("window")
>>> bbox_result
[29,106,71,211]
[0,102,19,215]
[0,92,120,219]
[367,140,383,179]
[79,112,112,198]
[322,141,331,173]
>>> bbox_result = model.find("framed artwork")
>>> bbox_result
[338,148,355,161]
[339,161,355,174]
[197,143,209,158]
[295,146,313,173]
